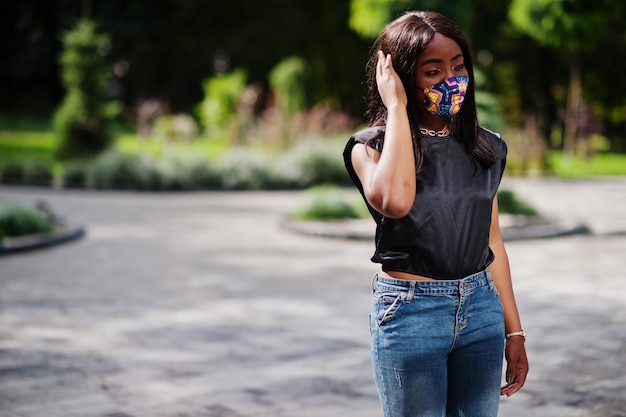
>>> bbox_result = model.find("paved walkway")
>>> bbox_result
[1,177,625,417]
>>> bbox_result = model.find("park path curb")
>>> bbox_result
[0,224,85,255]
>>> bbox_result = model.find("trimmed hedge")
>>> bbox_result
[272,141,351,189]
[0,160,53,186]
[0,139,351,191]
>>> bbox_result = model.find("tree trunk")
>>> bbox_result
[563,55,582,154]
[82,0,92,18]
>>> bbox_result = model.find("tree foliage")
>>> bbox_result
[349,0,474,39]
[197,70,248,138]
[269,57,309,117]
[2,0,625,151]
[509,0,606,52]
[349,0,412,38]
[53,19,118,160]
[508,0,626,152]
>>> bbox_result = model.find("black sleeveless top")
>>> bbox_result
[343,126,507,280]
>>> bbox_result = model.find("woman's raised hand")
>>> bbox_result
[376,50,408,110]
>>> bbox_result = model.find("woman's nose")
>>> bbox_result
[442,69,455,80]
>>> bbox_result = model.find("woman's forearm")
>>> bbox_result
[489,197,523,333]
[489,238,523,333]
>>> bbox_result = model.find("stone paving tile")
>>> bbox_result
[0,179,625,417]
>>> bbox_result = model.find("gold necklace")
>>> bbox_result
[418,126,450,137]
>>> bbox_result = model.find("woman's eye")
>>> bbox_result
[425,69,440,76]
[454,64,465,71]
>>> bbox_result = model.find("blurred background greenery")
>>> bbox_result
[1,0,625,191]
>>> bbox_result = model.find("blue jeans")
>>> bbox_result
[370,268,505,417]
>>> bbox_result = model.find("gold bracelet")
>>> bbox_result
[505,330,526,342]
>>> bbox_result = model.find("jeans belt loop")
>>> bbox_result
[405,280,416,302]
[372,273,379,293]
[485,268,495,291]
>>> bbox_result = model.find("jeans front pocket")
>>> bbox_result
[373,290,405,327]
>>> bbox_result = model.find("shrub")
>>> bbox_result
[497,189,539,216]
[269,56,309,117]
[0,162,25,184]
[144,152,204,191]
[23,160,54,186]
[269,56,311,147]
[0,160,53,186]
[272,141,351,188]
[167,152,222,190]
[144,158,181,191]
[290,186,366,221]
[152,114,200,143]
[197,69,247,139]
[80,149,224,191]
[218,148,270,190]
[88,150,157,190]
[53,19,118,160]
[0,205,53,241]
[186,160,222,190]
[62,162,89,188]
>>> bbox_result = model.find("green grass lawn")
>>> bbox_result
[548,152,626,178]
[0,130,233,165]
[0,130,57,164]
[115,133,231,158]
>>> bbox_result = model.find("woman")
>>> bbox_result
[343,11,528,417]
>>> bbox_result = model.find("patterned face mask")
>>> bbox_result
[422,75,469,118]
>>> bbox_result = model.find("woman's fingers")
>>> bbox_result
[375,51,407,109]
[501,371,519,396]
[376,50,387,78]
[501,367,526,396]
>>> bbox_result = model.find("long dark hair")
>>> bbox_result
[366,11,496,170]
